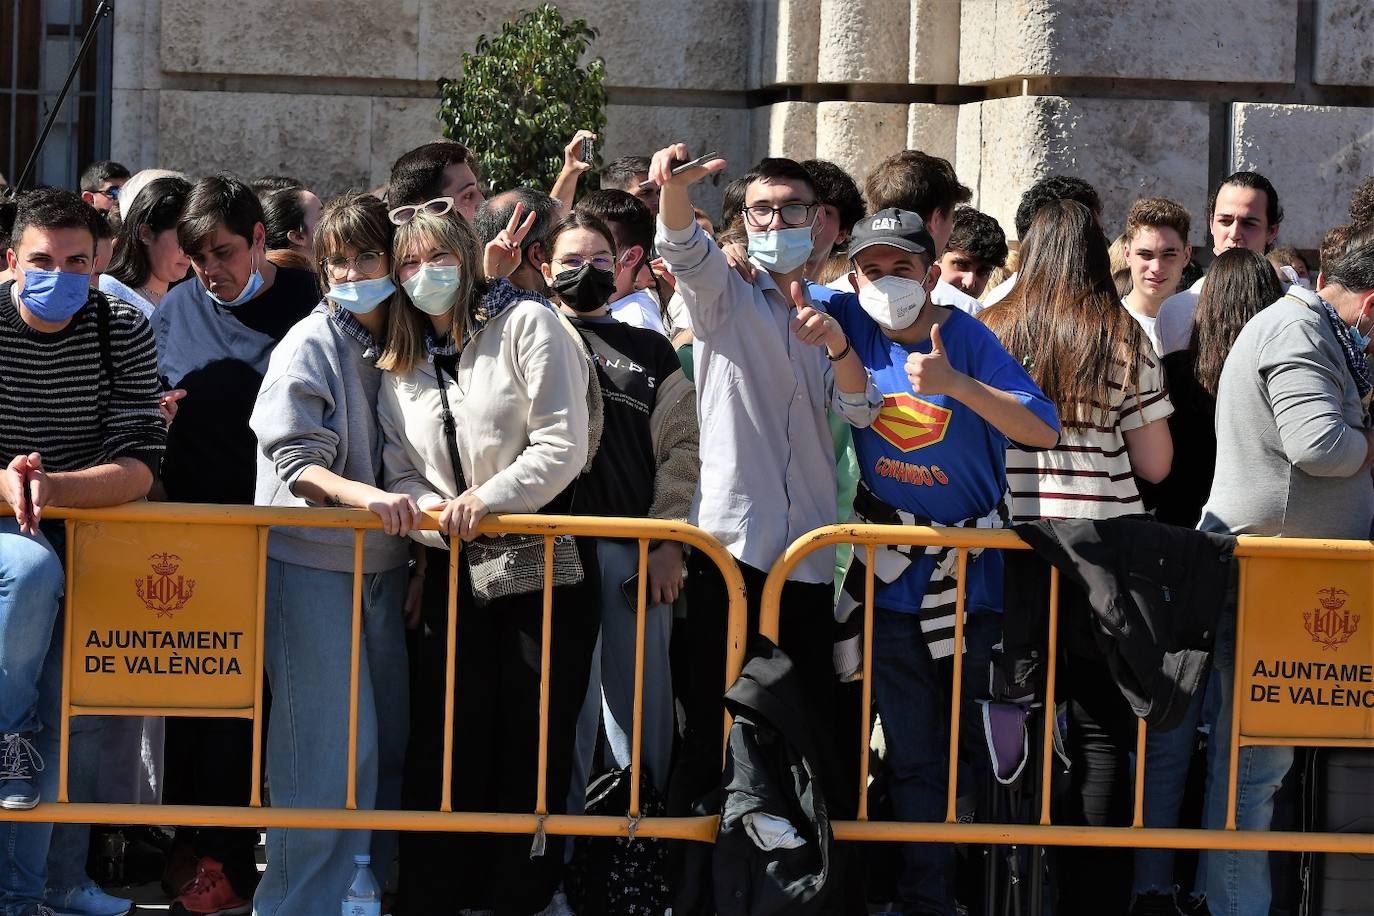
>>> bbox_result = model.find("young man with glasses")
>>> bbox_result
[650,146,882,812]
[78,160,130,214]
[151,173,318,916]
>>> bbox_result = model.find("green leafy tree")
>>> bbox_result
[438,4,608,193]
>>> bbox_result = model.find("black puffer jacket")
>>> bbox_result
[1003,516,1236,730]
[714,638,837,916]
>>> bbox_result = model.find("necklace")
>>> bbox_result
[138,285,163,305]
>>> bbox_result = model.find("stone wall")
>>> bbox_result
[113,0,1373,249]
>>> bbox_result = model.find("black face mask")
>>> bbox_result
[551,263,617,313]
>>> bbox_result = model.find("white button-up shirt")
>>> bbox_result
[657,220,881,583]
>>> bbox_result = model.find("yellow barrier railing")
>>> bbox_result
[3,505,1370,859]
[0,503,749,844]
[758,524,1374,855]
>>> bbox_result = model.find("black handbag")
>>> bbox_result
[433,354,584,606]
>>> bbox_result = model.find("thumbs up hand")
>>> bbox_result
[904,323,963,396]
[788,281,848,356]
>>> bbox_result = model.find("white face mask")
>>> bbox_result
[857,273,928,330]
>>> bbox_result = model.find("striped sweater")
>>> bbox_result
[1005,352,1172,523]
[0,280,165,474]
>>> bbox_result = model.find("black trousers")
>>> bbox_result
[397,542,600,916]
[162,716,261,897]
[1054,628,1138,916]
[677,552,840,802]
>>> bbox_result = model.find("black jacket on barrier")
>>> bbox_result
[714,638,837,916]
[1002,516,1237,731]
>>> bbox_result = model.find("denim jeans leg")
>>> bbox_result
[363,567,409,892]
[253,559,406,916]
[0,520,66,911]
[44,716,104,893]
[872,607,956,916]
[1133,679,1207,895]
[594,539,673,795]
[1200,607,1293,916]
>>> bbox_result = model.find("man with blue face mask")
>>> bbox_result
[0,188,164,916]
[152,174,318,910]
[811,209,1058,915]
[650,145,882,825]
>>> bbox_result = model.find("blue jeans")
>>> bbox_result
[1199,605,1292,916]
[44,716,103,894]
[872,607,998,916]
[0,518,66,912]
[571,539,674,812]
[252,560,409,916]
[1133,679,1207,895]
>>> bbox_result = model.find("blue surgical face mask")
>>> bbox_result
[402,265,462,316]
[17,267,91,322]
[747,225,815,275]
[206,250,264,308]
[328,276,395,314]
[1350,315,1372,354]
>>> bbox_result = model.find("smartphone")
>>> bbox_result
[580,136,595,165]
[621,573,641,611]
[637,150,721,191]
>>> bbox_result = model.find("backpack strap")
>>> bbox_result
[95,292,115,383]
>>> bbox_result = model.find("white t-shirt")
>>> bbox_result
[825,273,983,316]
[608,289,669,337]
[1121,300,1163,355]
[665,290,692,335]
[981,271,1018,307]
[1153,276,1204,355]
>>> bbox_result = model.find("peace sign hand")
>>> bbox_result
[904,323,962,396]
[483,201,538,280]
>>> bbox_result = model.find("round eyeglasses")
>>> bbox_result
[320,250,385,280]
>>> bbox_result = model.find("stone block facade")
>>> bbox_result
[113,0,1371,250]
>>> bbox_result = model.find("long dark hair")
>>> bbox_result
[1189,248,1283,396]
[254,177,308,251]
[980,199,1147,425]
[107,176,191,289]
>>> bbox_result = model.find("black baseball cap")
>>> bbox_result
[848,208,937,259]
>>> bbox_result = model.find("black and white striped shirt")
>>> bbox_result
[0,280,165,474]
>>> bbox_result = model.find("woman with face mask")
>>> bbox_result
[540,213,699,825]
[377,207,601,916]
[246,193,418,916]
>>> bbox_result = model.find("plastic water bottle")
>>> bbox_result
[341,853,381,916]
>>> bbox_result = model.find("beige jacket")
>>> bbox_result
[379,298,593,549]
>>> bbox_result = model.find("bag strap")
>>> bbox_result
[432,355,470,496]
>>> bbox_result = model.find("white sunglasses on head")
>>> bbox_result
[388,196,455,226]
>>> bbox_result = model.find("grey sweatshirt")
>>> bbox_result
[250,305,410,573]
[1199,289,1372,539]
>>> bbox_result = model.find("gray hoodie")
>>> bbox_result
[1199,288,1372,540]
[250,304,410,573]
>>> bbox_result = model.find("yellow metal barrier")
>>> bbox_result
[1,503,749,844]
[758,524,1374,855]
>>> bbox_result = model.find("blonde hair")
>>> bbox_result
[378,209,482,373]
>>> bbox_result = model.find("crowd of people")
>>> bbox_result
[0,132,1370,916]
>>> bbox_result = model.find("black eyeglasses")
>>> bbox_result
[743,203,816,229]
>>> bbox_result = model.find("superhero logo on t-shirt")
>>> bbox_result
[872,392,951,452]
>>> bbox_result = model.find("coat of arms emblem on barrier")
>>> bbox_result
[134,553,197,618]
[1303,587,1359,651]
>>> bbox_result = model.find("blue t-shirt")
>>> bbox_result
[812,284,1058,615]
